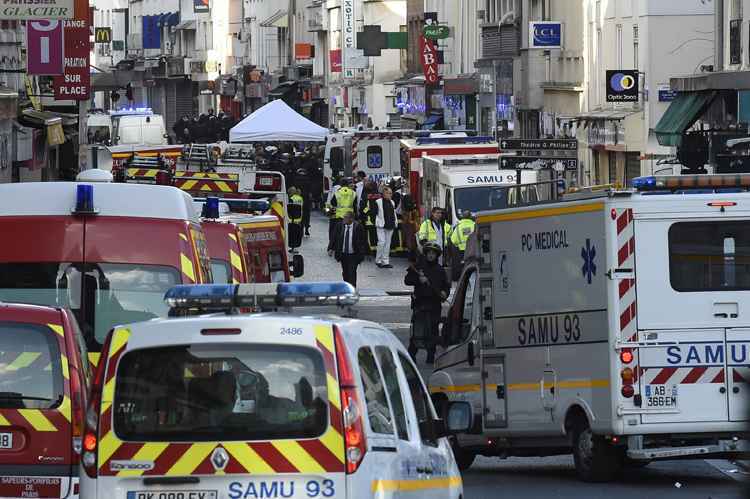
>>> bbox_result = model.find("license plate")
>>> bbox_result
[127,491,217,499]
[0,433,11,449]
[645,384,678,408]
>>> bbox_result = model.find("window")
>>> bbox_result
[358,347,394,435]
[0,322,63,409]
[398,353,437,445]
[669,222,750,292]
[211,259,232,284]
[444,191,453,225]
[114,344,328,441]
[366,145,383,169]
[330,147,344,176]
[454,186,508,214]
[461,272,478,340]
[375,346,408,440]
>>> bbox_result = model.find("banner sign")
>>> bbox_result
[193,0,209,13]
[330,49,342,73]
[0,0,74,20]
[420,35,439,85]
[341,0,356,78]
[27,20,64,75]
[606,70,639,102]
[529,21,562,48]
[53,19,89,100]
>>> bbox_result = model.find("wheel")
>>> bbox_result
[571,423,623,482]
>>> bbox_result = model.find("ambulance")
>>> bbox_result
[399,135,500,213]
[0,170,212,366]
[197,198,304,283]
[421,155,539,225]
[79,282,467,498]
[429,174,750,481]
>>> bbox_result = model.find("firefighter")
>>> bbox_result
[288,187,304,251]
[417,206,452,265]
[449,210,476,281]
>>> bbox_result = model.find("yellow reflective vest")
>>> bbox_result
[289,193,304,224]
[333,186,356,219]
[450,219,476,251]
[418,219,452,245]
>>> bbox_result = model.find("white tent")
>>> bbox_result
[229,99,328,142]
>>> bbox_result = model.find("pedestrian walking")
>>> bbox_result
[373,186,397,268]
[405,241,450,364]
[417,206,452,265]
[328,212,368,287]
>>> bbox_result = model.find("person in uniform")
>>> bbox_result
[449,210,476,281]
[417,207,452,265]
[328,178,356,254]
[373,186,397,268]
[405,241,450,364]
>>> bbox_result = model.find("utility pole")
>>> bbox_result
[287,0,296,67]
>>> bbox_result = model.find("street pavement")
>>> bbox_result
[299,213,749,498]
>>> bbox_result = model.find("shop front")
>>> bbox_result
[442,76,478,131]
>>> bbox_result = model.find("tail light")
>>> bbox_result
[333,325,366,474]
[620,367,634,385]
[69,370,85,465]
[621,385,635,398]
[620,349,633,364]
[82,331,113,478]
[155,170,172,186]
[254,173,282,191]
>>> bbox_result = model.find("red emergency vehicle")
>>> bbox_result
[0,171,212,366]
[0,303,90,499]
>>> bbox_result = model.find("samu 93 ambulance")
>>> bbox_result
[430,174,750,482]
[80,282,467,499]
[0,171,212,366]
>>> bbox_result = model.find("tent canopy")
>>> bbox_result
[229,99,328,142]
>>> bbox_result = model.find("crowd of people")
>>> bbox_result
[173,109,238,144]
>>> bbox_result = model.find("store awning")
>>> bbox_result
[654,91,716,147]
[260,10,288,28]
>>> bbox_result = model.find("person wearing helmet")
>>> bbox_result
[404,241,450,364]
[449,210,476,280]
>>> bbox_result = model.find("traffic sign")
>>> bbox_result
[501,156,578,171]
[500,138,578,151]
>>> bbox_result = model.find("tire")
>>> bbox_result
[571,423,623,482]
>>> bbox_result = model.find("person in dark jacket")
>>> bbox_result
[405,241,450,364]
[328,212,368,287]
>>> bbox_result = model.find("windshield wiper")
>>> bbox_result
[0,392,59,402]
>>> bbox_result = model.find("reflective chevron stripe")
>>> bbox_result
[178,231,197,284]
[228,233,244,284]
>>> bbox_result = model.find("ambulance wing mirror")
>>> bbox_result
[446,401,473,434]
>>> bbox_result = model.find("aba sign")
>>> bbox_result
[606,70,638,102]
[529,22,562,48]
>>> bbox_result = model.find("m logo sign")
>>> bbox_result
[95,27,111,44]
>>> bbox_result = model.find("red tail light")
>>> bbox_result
[333,325,366,474]
[82,331,113,478]
[69,370,85,465]
[621,385,635,398]
[620,349,633,364]
[254,173,282,191]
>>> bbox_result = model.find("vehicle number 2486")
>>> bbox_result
[280,327,303,335]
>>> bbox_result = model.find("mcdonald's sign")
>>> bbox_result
[94,27,111,43]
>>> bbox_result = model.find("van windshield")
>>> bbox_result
[0,263,180,350]
[0,322,63,409]
[454,186,508,214]
[113,344,329,441]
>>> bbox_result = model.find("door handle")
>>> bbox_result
[416,467,433,474]
[734,386,740,394]
[714,313,729,318]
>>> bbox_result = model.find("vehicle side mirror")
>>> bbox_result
[419,417,447,441]
[467,341,475,367]
[291,254,304,278]
[446,401,472,434]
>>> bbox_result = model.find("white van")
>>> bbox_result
[115,113,169,146]
[80,282,466,498]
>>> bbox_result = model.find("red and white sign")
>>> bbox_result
[53,19,89,100]
[0,476,61,498]
[27,20,64,75]
[420,36,439,85]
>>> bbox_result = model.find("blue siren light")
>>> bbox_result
[202,197,221,219]
[165,284,236,308]
[74,184,95,214]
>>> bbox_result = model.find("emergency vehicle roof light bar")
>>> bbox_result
[201,197,221,219]
[164,282,359,312]
[631,174,750,191]
[415,136,494,145]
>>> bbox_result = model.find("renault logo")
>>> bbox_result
[211,447,229,470]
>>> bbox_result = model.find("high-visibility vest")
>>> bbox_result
[450,219,476,251]
[418,219,451,245]
[334,187,356,219]
[289,194,304,224]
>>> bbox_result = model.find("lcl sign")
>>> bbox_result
[529,21,562,49]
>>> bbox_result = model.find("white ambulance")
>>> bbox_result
[79,282,466,498]
[421,155,539,225]
[429,174,750,482]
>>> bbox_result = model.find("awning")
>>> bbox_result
[269,81,298,98]
[654,91,716,147]
[175,20,196,30]
[260,10,288,28]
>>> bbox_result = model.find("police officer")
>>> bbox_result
[417,207,452,265]
[449,210,476,280]
[405,241,450,364]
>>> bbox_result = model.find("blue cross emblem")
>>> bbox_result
[581,239,596,284]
